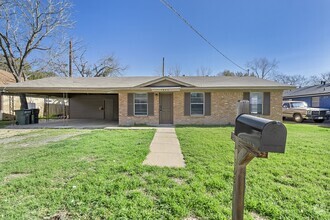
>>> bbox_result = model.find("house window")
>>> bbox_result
[190,92,204,115]
[134,93,148,116]
[312,97,320,107]
[250,92,263,114]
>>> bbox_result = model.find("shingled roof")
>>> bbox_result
[283,83,330,98]
[0,69,15,86]
[1,76,294,93]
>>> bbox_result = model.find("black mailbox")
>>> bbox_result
[234,114,287,153]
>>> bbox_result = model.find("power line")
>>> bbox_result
[159,0,247,72]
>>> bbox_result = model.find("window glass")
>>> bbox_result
[134,93,148,115]
[291,102,307,108]
[190,93,204,115]
[250,92,263,114]
[191,93,203,103]
[312,97,320,107]
[282,103,290,108]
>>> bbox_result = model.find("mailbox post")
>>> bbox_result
[231,114,287,220]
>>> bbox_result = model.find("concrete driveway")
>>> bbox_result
[5,119,120,129]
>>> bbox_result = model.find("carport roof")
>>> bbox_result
[1,76,294,93]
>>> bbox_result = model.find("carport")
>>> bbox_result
[1,77,120,125]
[69,94,118,121]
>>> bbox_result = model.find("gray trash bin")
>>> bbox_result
[15,110,32,125]
[30,109,40,124]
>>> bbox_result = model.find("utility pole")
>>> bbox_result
[162,57,165,77]
[69,40,72,77]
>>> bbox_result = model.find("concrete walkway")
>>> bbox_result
[143,127,185,168]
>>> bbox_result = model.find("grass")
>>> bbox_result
[0,124,329,219]
[0,121,12,128]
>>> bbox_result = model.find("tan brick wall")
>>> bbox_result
[268,90,283,121]
[118,90,283,126]
[173,91,223,125]
[118,91,160,126]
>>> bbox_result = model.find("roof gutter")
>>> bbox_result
[1,85,295,94]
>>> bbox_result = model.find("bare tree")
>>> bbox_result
[247,57,279,79]
[75,55,126,77]
[196,66,212,76]
[167,65,182,77]
[274,73,309,87]
[310,72,330,85]
[217,69,253,77]
[39,38,84,77]
[0,0,72,109]
[42,38,126,77]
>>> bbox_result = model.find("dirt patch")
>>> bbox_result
[4,172,30,183]
[172,177,186,185]
[184,216,199,220]
[37,132,89,145]
[251,212,267,220]
[5,131,91,149]
[0,133,40,145]
[44,211,70,220]
[0,129,35,139]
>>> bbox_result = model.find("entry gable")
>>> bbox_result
[135,77,196,88]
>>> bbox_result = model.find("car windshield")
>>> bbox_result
[291,102,307,108]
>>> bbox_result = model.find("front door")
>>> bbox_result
[159,93,173,124]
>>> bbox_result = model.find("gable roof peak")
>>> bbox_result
[135,76,196,88]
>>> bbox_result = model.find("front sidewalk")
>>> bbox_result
[143,127,185,168]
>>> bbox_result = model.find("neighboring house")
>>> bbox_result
[283,82,330,109]
[1,76,293,125]
[0,69,65,120]
[0,69,16,120]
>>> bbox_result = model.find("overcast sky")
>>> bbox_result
[70,0,330,77]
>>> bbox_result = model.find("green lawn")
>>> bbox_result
[0,121,12,128]
[0,124,329,219]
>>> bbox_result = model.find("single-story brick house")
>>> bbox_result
[283,82,330,109]
[1,76,293,125]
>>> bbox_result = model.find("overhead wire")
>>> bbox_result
[159,0,247,72]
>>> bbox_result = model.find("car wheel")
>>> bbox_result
[293,113,303,123]
[313,119,325,123]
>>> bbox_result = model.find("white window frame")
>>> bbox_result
[250,92,263,114]
[134,93,148,116]
[312,96,320,107]
[190,92,205,116]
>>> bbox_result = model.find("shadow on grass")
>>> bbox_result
[0,121,14,129]
[283,118,330,129]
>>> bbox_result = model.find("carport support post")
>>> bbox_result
[62,93,65,125]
